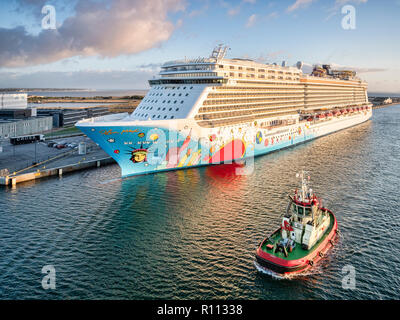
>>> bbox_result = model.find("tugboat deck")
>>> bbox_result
[260,210,335,261]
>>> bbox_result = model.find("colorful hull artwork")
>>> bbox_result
[76,110,372,177]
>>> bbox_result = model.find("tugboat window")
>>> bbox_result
[298,206,304,215]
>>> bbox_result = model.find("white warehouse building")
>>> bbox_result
[0,93,28,109]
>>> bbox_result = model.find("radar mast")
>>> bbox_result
[210,44,230,61]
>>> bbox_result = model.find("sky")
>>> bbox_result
[0,0,399,93]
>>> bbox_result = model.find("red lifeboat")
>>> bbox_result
[341,109,347,114]
[307,116,313,121]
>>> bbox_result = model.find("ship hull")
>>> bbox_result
[76,109,372,177]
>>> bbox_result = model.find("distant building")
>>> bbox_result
[0,94,53,139]
[0,93,27,109]
[0,108,35,119]
[36,106,111,128]
[0,117,53,139]
[383,98,392,104]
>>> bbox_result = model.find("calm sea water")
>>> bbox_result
[0,106,399,300]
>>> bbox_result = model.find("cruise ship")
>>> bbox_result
[76,45,372,177]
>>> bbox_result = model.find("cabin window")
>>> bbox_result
[298,206,304,215]
[305,208,312,216]
[292,204,297,214]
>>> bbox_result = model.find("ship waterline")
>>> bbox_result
[76,46,373,177]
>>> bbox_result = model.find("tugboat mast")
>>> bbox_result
[296,170,311,202]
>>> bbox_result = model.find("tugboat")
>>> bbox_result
[255,171,338,276]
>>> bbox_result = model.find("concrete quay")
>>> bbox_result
[0,135,116,186]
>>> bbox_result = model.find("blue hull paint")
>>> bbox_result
[78,111,373,177]
[77,123,315,177]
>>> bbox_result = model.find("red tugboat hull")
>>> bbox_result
[255,209,338,275]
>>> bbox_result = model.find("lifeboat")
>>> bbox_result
[255,171,338,276]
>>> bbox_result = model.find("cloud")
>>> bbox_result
[266,11,279,19]
[245,14,257,28]
[188,3,209,17]
[0,0,185,68]
[228,7,240,16]
[287,0,316,12]
[221,0,256,17]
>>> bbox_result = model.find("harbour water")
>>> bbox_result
[0,105,399,299]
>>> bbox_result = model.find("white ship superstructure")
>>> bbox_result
[76,46,372,177]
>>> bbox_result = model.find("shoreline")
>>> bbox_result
[372,102,400,109]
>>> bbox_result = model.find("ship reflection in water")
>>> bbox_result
[0,107,399,299]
